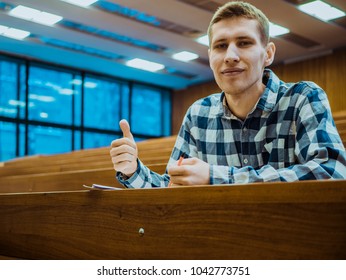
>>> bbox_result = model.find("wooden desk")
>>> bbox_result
[0,180,345,260]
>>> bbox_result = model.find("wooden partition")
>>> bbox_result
[0,135,176,176]
[0,136,176,193]
[0,180,345,260]
[1,125,345,260]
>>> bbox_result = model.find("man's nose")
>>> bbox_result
[224,45,240,63]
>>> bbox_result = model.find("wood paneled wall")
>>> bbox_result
[172,48,346,134]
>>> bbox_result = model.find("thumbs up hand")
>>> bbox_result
[110,119,138,177]
[119,119,134,142]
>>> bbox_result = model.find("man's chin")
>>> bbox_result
[223,88,244,96]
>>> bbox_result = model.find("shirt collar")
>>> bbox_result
[214,69,281,118]
[256,69,281,112]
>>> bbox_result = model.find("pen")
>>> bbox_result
[168,153,185,187]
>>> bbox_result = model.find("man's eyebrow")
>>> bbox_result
[236,35,255,40]
[211,38,227,45]
[212,35,255,44]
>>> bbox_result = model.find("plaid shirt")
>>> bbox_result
[117,69,346,188]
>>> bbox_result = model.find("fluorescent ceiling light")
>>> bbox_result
[269,22,290,37]
[0,107,17,115]
[298,0,345,21]
[0,25,30,40]
[35,12,63,25]
[59,88,74,95]
[70,79,96,88]
[61,0,98,7]
[196,34,209,46]
[172,51,199,62]
[126,58,164,72]
[84,81,98,88]
[70,79,82,85]
[0,25,8,33]
[9,5,63,26]
[39,112,49,119]
[9,6,39,21]
[8,100,26,107]
[29,94,55,102]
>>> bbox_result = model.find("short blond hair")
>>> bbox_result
[207,1,270,46]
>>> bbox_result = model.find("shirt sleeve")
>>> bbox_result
[116,159,170,188]
[210,86,346,184]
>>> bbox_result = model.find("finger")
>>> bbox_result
[110,144,136,157]
[111,152,136,165]
[168,165,189,176]
[119,119,134,142]
[179,157,198,165]
[111,138,136,149]
[169,174,189,186]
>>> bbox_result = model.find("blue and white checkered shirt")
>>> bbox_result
[117,69,346,188]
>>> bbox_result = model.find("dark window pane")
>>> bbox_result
[131,85,162,136]
[19,124,25,157]
[0,122,16,161]
[162,90,171,136]
[84,131,117,149]
[134,137,149,142]
[19,65,26,119]
[0,61,19,118]
[28,66,76,125]
[74,130,81,150]
[28,125,72,155]
[120,83,130,121]
[71,75,82,126]
[84,77,123,130]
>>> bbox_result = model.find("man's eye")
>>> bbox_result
[238,41,252,47]
[215,43,227,49]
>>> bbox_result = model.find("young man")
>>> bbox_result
[110,1,346,188]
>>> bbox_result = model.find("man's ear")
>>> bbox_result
[264,42,276,67]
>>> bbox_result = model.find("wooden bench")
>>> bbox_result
[0,135,175,193]
[335,119,346,131]
[333,110,346,122]
[0,149,172,177]
[0,180,345,259]
[0,136,176,177]
[3,136,175,165]
[0,163,168,194]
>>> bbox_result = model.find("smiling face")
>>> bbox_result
[208,17,275,99]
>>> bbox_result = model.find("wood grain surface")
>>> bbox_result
[0,180,345,260]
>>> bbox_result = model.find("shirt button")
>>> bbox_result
[243,158,248,164]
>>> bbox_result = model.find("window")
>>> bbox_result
[0,122,17,161]
[28,125,72,155]
[0,60,20,119]
[84,131,117,149]
[84,76,124,130]
[0,55,171,161]
[28,66,77,125]
[131,85,163,137]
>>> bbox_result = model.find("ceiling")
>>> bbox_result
[0,0,345,90]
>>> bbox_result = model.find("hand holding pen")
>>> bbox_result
[167,153,210,186]
[168,153,185,187]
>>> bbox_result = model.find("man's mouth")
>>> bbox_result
[221,68,244,75]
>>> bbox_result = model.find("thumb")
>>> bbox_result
[119,119,134,141]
